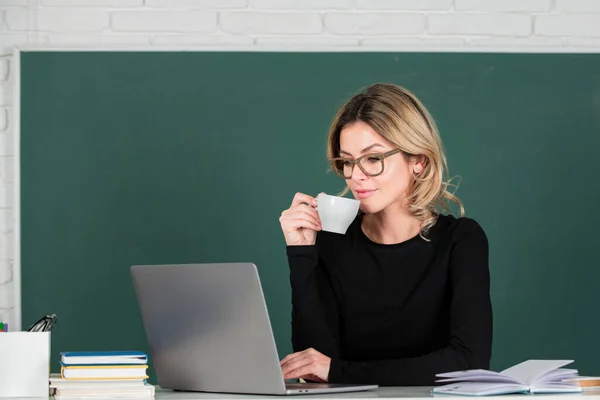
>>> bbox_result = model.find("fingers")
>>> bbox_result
[283,364,316,381]
[282,356,309,378]
[280,350,301,369]
[279,216,321,233]
[280,354,293,367]
[281,349,317,375]
[281,349,330,382]
[285,207,321,226]
[280,193,325,236]
[280,350,299,366]
[280,351,310,371]
[280,206,321,232]
[291,192,318,208]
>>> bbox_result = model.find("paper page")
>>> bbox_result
[432,382,528,396]
[571,376,600,381]
[62,356,147,365]
[436,375,519,384]
[536,368,579,383]
[436,369,519,384]
[436,369,505,379]
[530,383,583,394]
[501,360,574,385]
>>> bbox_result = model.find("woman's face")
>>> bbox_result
[339,121,422,214]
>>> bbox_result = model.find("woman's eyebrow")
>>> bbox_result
[339,143,386,156]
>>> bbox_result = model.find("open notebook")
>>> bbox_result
[432,360,583,396]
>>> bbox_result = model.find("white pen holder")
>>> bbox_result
[0,331,50,398]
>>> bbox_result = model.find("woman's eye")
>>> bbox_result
[367,157,379,163]
[343,160,352,166]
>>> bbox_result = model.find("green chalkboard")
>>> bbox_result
[20,51,600,383]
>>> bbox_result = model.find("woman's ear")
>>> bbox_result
[412,155,427,175]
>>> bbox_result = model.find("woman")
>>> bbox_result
[278,83,492,386]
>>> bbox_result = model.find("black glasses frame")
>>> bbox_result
[329,149,402,179]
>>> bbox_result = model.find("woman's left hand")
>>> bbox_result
[280,348,331,383]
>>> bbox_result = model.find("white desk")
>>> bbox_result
[152,387,600,399]
[22,387,596,400]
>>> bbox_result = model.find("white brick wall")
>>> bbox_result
[555,0,600,13]
[325,13,426,35]
[251,0,353,10]
[429,13,532,36]
[41,0,143,6]
[535,14,600,37]
[455,0,551,13]
[147,0,246,7]
[356,0,452,11]
[0,0,599,330]
[112,10,218,32]
[6,9,111,32]
[221,11,322,34]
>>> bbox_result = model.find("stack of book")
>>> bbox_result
[568,376,600,390]
[50,350,155,398]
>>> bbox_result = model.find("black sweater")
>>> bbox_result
[286,213,492,386]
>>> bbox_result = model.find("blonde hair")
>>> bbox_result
[326,83,464,239]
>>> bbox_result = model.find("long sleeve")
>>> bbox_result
[287,245,340,359]
[327,221,493,386]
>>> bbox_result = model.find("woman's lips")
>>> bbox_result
[356,189,376,199]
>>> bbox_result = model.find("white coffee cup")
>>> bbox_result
[317,193,360,234]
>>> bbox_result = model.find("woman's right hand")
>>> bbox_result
[279,192,322,246]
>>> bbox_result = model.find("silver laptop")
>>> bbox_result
[130,262,378,395]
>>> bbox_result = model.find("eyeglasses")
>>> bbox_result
[329,149,402,179]
[27,314,57,332]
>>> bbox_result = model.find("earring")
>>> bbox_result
[414,167,421,174]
